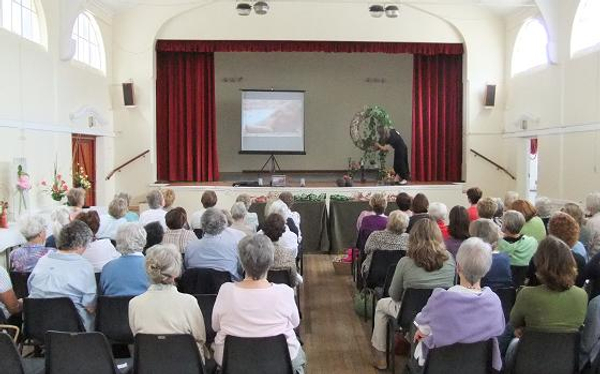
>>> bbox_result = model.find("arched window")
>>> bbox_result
[571,0,600,56]
[72,12,105,73]
[1,0,43,44]
[511,18,549,76]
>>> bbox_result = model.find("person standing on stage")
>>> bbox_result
[375,126,410,185]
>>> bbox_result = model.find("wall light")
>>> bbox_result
[369,4,384,18]
[384,5,400,18]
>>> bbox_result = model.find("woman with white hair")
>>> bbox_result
[410,238,505,372]
[66,187,87,220]
[586,192,600,258]
[498,210,538,287]
[139,190,167,229]
[10,215,52,272]
[45,206,71,248]
[115,192,139,222]
[100,223,149,296]
[97,197,129,241]
[428,202,449,239]
[212,234,306,373]
[361,210,409,279]
[129,244,206,361]
[469,219,512,289]
[236,193,259,232]
[230,202,254,236]
[259,200,299,256]
[535,196,553,232]
[504,191,519,210]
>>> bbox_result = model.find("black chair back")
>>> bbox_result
[513,331,579,374]
[267,269,293,287]
[365,250,404,289]
[193,294,217,344]
[23,298,85,345]
[178,268,232,295]
[96,295,134,344]
[424,340,493,374]
[133,334,205,374]
[491,287,516,322]
[397,288,435,331]
[9,272,31,299]
[382,264,397,298]
[45,331,119,374]
[510,266,529,288]
[0,331,25,374]
[222,334,293,374]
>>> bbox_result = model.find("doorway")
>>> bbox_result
[72,134,96,207]
[527,138,538,202]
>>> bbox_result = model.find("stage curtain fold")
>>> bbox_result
[412,54,463,182]
[156,40,464,56]
[156,51,219,182]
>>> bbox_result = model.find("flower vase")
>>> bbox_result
[0,209,8,229]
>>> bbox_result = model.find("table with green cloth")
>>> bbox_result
[249,201,330,252]
[328,201,399,253]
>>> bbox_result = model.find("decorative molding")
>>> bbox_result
[0,119,115,137]
[503,121,600,138]
[69,105,109,128]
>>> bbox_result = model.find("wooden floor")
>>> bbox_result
[299,254,407,374]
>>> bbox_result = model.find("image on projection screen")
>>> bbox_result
[241,90,305,153]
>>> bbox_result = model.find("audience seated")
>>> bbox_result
[511,199,547,243]
[129,244,206,361]
[0,265,22,322]
[97,197,128,241]
[466,187,482,221]
[66,187,86,220]
[411,238,505,372]
[477,197,498,221]
[262,213,301,286]
[75,211,120,272]
[492,197,504,228]
[115,192,139,222]
[212,234,305,373]
[236,193,259,232]
[504,191,519,210]
[261,200,299,256]
[361,210,409,280]
[10,215,52,272]
[581,295,600,371]
[562,202,591,252]
[505,236,587,371]
[428,202,449,239]
[357,193,389,251]
[185,208,243,281]
[280,192,302,243]
[407,193,430,233]
[139,190,167,229]
[100,223,149,296]
[444,206,470,258]
[45,206,71,249]
[586,192,600,258]
[469,219,512,289]
[162,188,176,211]
[230,202,254,236]
[161,207,196,253]
[190,190,218,231]
[28,220,97,331]
[498,210,538,286]
[535,196,553,233]
[396,192,413,218]
[370,219,456,369]
[143,222,164,254]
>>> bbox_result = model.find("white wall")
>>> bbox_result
[0,0,115,217]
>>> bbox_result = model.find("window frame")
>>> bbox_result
[71,11,106,75]
[0,0,46,47]
[511,17,550,77]
[570,0,600,58]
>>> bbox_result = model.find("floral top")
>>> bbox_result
[10,243,52,273]
[361,230,409,277]
[272,242,299,287]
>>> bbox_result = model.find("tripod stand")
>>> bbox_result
[259,154,282,174]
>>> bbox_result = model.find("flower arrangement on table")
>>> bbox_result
[349,106,393,180]
[41,162,69,202]
[73,163,92,190]
[293,193,326,202]
[16,165,32,213]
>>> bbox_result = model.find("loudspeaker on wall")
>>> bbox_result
[484,84,496,107]
[122,82,135,107]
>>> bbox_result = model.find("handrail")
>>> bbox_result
[106,150,150,180]
[469,149,516,180]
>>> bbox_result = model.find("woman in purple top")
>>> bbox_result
[412,237,505,371]
[10,215,52,273]
[356,193,388,252]
[444,206,470,258]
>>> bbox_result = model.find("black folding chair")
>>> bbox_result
[222,334,293,374]
[491,287,516,322]
[133,334,207,374]
[0,331,45,374]
[423,340,494,374]
[512,331,580,374]
[510,266,529,288]
[9,272,31,299]
[267,269,301,317]
[193,294,217,345]
[96,295,135,345]
[23,298,85,350]
[362,250,404,325]
[45,331,131,374]
[178,268,232,295]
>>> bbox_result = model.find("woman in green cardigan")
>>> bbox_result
[512,199,547,243]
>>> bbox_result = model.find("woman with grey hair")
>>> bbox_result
[535,196,553,232]
[129,244,206,360]
[45,206,71,248]
[185,208,243,280]
[100,223,149,296]
[230,202,254,236]
[116,192,139,222]
[139,190,167,229]
[361,210,409,279]
[28,220,97,331]
[212,234,306,373]
[498,210,538,287]
[410,237,505,372]
[504,191,519,210]
[260,199,299,256]
[428,202,449,239]
[469,219,512,289]
[10,215,52,272]
[97,197,129,241]
[66,187,86,220]
[236,193,259,232]
[586,192,600,258]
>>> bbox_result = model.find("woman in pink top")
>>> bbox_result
[212,234,306,373]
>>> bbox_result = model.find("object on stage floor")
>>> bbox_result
[232,181,260,187]
[271,175,287,187]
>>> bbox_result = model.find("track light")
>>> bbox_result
[369,4,384,18]
[370,4,400,18]
[384,5,399,18]
[236,1,269,16]
[253,1,269,15]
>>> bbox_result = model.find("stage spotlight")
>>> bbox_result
[369,4,384,18]
[254,1,270,15]
[236,2,252,16]
[385,4,400,18]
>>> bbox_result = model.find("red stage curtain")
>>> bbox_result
[412,54,463,182]
[156,40,464,56]
[156,51,219,182]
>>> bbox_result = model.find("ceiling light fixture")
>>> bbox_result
[384,4,400,18]
[236,2,252,16]
[253,1,270,15]
[369,4,384,18]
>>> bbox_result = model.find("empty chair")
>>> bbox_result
[363,250,404,325]
[422,340,493,374]
[222,335,293,374]
[96,295,134,345]
[193,294,217,345]
[492,287,516,322]
[178,268,231,295]
[512,331,579,374]
[23,298,85,347]
[9,272,31,299]
[45,331,131,374]
[0,331,45,374]
[133,334,206,374]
